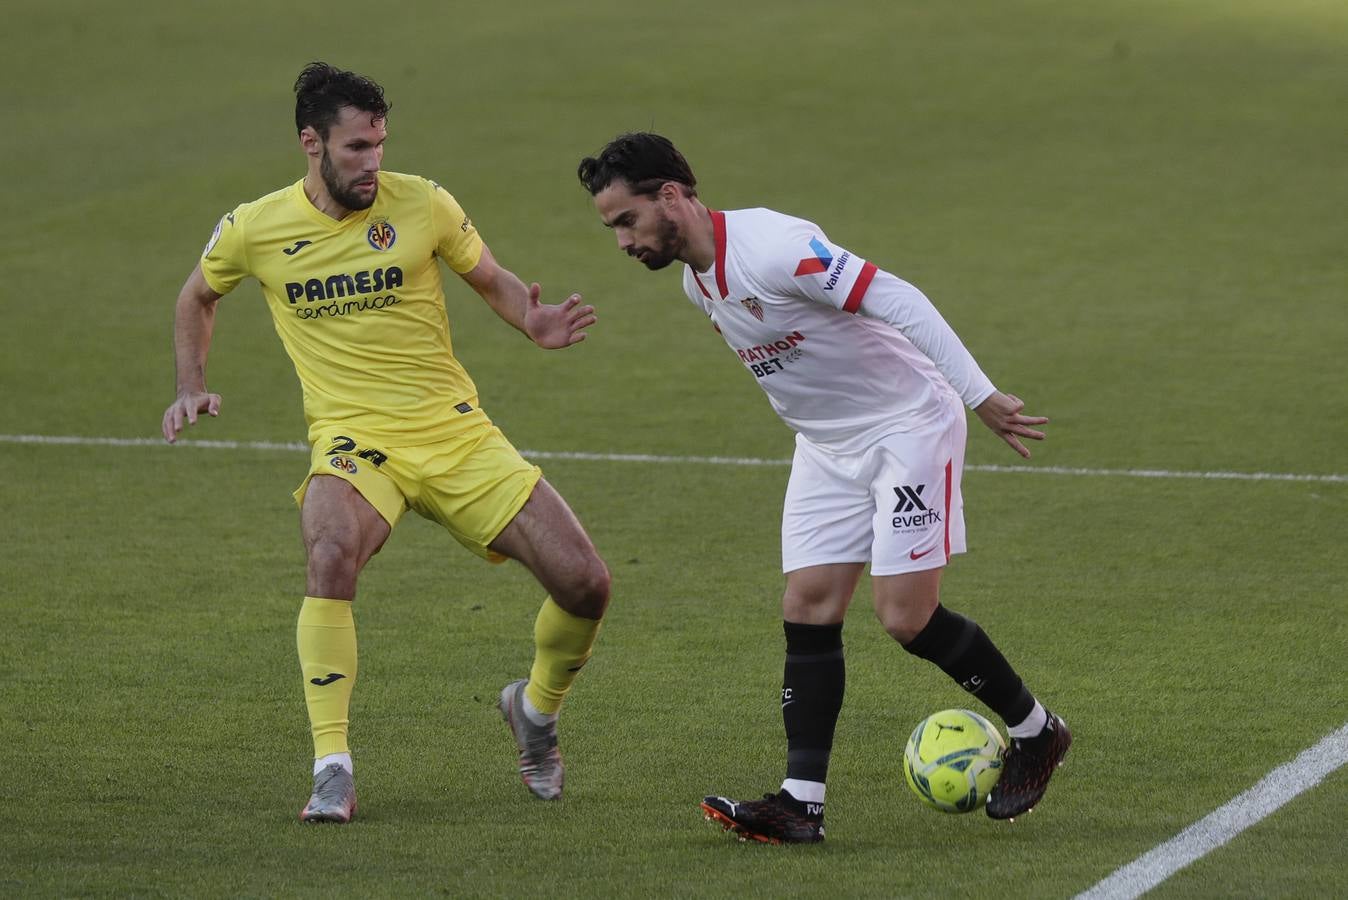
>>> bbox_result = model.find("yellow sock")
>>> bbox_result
[296,596,358,759]
[526,597,602,715]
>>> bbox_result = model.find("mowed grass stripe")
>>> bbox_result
[1076,723,1348,900]
[5,433,1347,484]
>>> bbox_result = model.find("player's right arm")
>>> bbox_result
[163,207,248,443]
[162,263,225,443]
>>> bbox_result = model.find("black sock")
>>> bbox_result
[782,621,845,786]
[902,604,1034,726]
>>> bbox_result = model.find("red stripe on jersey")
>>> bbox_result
[842,261,877,313]
[693,272,713,300]
[710,209,729,299]
[943,458,952,561]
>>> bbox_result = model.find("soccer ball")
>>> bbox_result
[903,708,1006,813]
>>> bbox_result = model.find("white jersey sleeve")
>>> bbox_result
[755,218,995,409]
[853,270,995,408]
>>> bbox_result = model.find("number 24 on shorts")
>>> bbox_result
[326,435,388,468]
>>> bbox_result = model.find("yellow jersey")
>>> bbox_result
[200,171,486,445]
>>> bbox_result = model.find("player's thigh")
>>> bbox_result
[782,563,866,624]
[411,425,607,614]
[867,416,966,578]
[490,478,609,617]
[296,436,403,562]
[781,437,874,574]
[300,475,393,585]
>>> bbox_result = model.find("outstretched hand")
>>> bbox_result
[162,391,222,443]
[973,391,1048,459]
[523,283,596,349]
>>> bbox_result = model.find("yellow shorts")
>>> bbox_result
[293,419,542,562]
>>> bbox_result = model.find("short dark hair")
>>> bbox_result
[577,132,697,198]
[294,62,390,138]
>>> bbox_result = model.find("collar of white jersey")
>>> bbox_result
[691,209,730,301]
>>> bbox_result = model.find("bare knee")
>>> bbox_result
[875,601,937,645]
[872,570,943,644]
[300,475,387,600]
[782,588,854,625]
[781,565,864,624]
[554,554,610,620]
[306,537,361,599]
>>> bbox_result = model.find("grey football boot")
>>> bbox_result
[300,762,357,823]
[498,679,564,800]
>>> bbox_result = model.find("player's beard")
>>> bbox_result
[320,146,377,212]
[632,209,683,270]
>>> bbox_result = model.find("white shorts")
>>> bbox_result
[781,403,968,576]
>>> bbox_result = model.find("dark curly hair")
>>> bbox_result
[294,62,390,138]
[577,132,697,198]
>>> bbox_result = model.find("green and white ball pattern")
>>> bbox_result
[903,709,1006,813]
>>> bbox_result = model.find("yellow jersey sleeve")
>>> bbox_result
[429,181,484,274]
[200,207,250,294]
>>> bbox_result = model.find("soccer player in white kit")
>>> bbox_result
[579,133,1071,843]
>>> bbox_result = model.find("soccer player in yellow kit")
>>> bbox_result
[160,62,608,823]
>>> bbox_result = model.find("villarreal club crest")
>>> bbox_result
[367,220,396,251]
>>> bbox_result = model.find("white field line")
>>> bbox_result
[1076,723,1348,900]
[4,433,1347,484]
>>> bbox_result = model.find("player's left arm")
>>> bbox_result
[458,245,596,349]
[861,271,1049,455]
[773,227,1047,457]
[428,178,593,348]
[861,270,1048,457]
[970,390,1048,459]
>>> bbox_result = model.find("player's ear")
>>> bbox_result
[298,126,323,159]
[658,181,682,206]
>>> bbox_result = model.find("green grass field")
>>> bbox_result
[4,1,1346,896]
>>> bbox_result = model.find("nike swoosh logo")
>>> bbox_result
[909,547,937,561]
[283,240,313,256]
[309,673,345,686]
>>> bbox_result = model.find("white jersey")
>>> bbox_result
[680,207,996,454]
